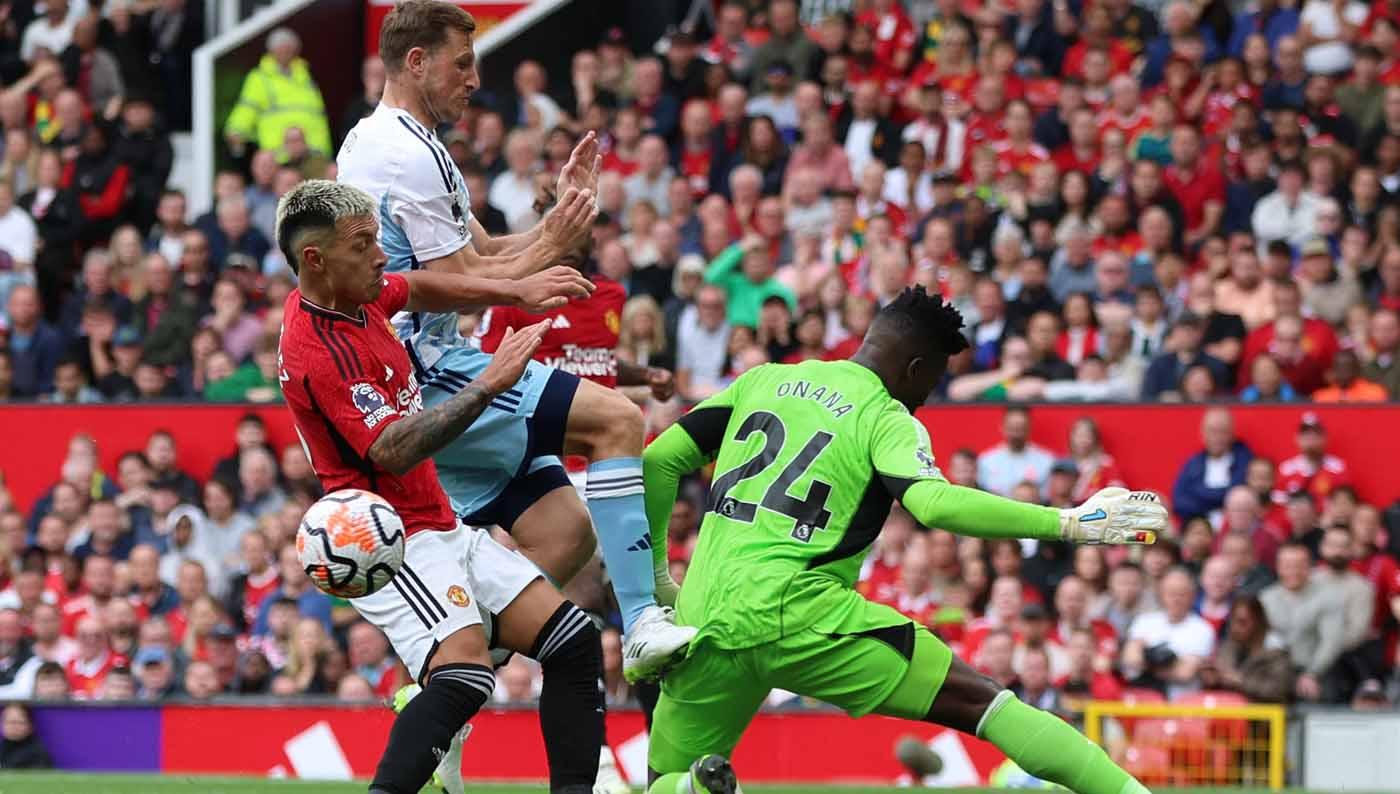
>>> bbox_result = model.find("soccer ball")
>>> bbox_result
[296,489,406,598]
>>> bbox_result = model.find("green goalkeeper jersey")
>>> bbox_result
[643,359,1063,650]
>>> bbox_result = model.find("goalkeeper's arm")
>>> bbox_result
[871,408,1162,545]
[641,384,743,605]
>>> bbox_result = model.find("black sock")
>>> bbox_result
[368,662,494,794]
[531,602,604,794]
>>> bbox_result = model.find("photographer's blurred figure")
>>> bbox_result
[0,703,51,769]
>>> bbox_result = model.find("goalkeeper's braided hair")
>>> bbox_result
[876,285,970,357]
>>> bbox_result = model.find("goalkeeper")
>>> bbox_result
[641,286,1164,794]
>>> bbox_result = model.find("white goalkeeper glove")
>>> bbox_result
[1059,487,1166,545]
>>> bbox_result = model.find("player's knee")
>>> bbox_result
[589,390,645,458]
[533,602,602,675]
[426,625,492,678]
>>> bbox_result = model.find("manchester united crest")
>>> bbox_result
[604,310,620,335]
[446,585,470,608]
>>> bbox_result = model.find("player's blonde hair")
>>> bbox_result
[274,179,376,275]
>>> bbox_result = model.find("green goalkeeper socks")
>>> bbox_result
[979,691,1151,794]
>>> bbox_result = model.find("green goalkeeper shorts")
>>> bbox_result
[647,595,954,775]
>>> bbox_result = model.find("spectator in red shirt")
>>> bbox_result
[976,627,1020,688]
[348,620,403,700]
[859,0,918,72]
[893,533,940,626]
[672,100,713,200]
[1064,6,1136,79]
[65,614,126,698]
[225,531,279,634]
[601,106,643,177]
[165,559,211,644]
[1350,504,1400,665]
[1058,626,1125,709]
[858,506,914,605]
[992,100,1051,178]
[965,575,1026,659]
[1277,413,1353,508]
[60,555,119,637]
[1051,575,1119,662]
[1098,74,1153,141]
[1163,124,1226,247]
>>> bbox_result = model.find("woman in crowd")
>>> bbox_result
[1200,596,1294,702]
[0,704,51,769]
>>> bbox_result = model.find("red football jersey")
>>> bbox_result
[279,274,456,537]
[475,277,626,388]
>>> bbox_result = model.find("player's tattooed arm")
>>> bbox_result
[368,321,549,475]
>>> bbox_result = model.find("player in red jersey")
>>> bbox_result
[275,179,611,794]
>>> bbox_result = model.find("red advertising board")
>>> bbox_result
[160,704,1008,785]
[7,403,1398,516]
[364,1,530,54]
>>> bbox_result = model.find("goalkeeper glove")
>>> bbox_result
[1059,487,1165,544]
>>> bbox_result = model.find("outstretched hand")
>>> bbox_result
[515,265,595,312]
[556,130,601,198]
[541,186,599,253]
[478,321,550,396]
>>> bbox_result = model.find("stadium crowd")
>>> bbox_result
[1,0,1400,717]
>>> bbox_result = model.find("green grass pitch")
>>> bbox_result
[0,775,1346,794]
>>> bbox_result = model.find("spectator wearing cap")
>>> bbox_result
[1361,308,1400,398]
[746,60,800,137]
[748,0,817,92]
[1141,311,1229,399]
[224,28,331,162]
[5,284,62,397]
[133,645,176,700]
[1297,237,1361,326]
[1278,414,1353,510]
[1172,407,1252,522]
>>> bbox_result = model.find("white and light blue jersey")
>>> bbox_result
[336,103,478,373]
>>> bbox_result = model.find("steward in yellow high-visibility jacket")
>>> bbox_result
[223,28,332,162]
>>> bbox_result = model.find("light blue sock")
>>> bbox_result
[586,457,656,632]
